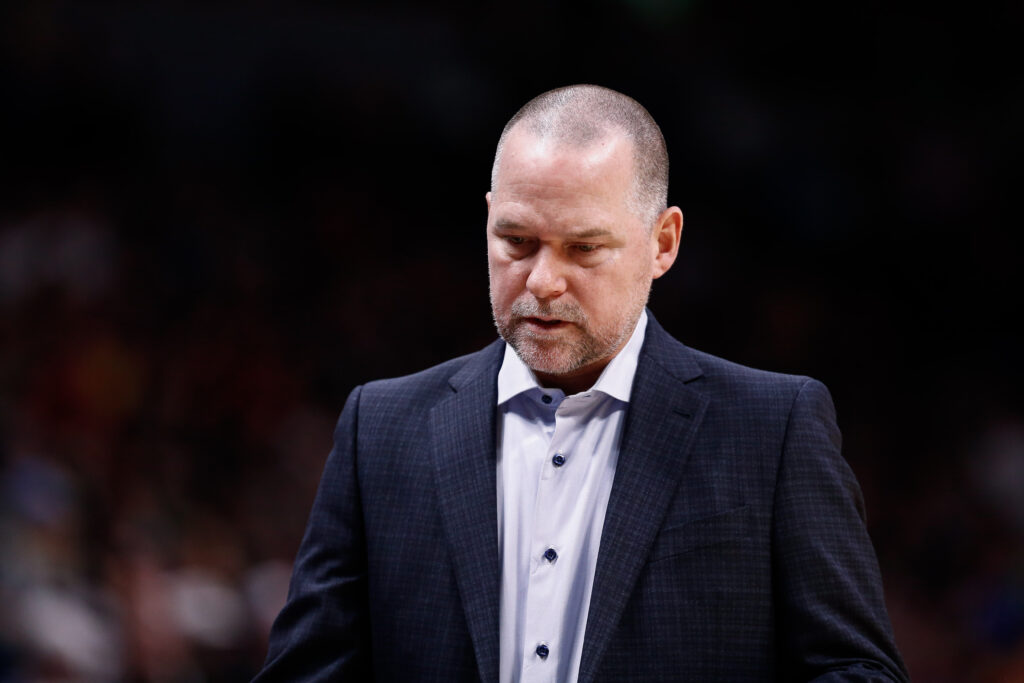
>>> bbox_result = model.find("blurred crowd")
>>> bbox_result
[0,198,332,679]
[2,1,1022,680]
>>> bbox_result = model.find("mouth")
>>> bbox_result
[522,317,572,331]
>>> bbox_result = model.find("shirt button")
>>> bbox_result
[541,394,552,404]
[536,643,550,659]
[543,548,558,562]
[552,453,565,467]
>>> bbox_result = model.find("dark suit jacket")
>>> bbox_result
[255,313,908,682]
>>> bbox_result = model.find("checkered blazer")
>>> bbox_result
[255,312,908,682]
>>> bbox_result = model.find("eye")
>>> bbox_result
[499,234,534,257]
[574,244,600,253]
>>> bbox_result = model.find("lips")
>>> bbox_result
[520,317,574,334]
[528,317,565,327]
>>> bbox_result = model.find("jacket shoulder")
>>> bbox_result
[358,338,504,406]
[644,315,818,401]
[686,346,814,391]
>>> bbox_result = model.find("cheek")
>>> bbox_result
[487,260,522,304]
[576,286,611,322]
[574,265,640,320]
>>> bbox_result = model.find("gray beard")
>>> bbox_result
[491,294,647,377]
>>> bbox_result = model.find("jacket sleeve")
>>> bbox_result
[253,386,373,682]
[772,378,909,682]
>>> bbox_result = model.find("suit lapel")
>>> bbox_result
[579,316,709,683]
[430,341,504,683]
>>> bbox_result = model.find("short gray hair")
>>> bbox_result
[491,85,669,227]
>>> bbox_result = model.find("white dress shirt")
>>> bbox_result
[496,311,647,683]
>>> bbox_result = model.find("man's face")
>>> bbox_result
[487,127,659,388]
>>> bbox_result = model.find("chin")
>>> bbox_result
[511,340,588,377]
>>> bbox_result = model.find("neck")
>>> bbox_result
[533,362,608,396]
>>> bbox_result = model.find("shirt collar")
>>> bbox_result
[497,309,647,405]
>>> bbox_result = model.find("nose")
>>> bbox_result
[525,248,567,300]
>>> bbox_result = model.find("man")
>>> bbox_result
[255,85,908,682]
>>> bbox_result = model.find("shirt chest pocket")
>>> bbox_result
[646,505,751,563]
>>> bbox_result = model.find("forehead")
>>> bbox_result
[493,127,636,204]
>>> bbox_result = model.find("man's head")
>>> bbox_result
[491,85,669,227]
[487,85,683,394]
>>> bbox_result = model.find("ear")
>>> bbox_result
[651,206,683,279]
[485,191,492,212]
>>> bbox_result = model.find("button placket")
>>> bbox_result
[522,405,580,678]
[542,402,576,480]
[504,386,629,683]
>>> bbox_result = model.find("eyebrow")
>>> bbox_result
[493,218,527,232]
[492,219,614,240]
[568,228,614,239]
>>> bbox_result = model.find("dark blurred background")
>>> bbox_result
[0,0,1021,680]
